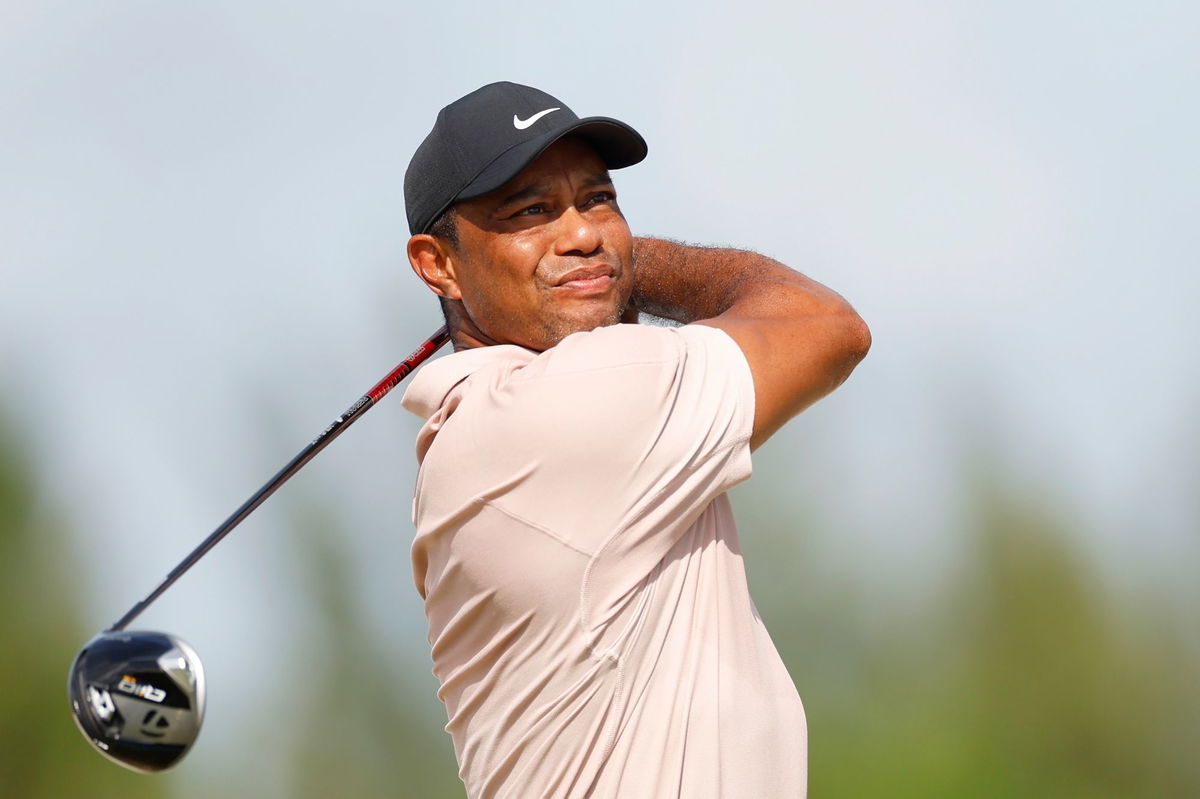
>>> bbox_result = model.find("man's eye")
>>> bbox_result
[586,192,614,205]
[512,204,545,217]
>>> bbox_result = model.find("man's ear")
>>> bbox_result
[407,234,462,301]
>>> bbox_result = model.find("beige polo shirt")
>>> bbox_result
[401,323,807,798]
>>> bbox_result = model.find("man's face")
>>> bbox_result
[439,137,635,351]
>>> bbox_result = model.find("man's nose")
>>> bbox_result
[554,205,602,257]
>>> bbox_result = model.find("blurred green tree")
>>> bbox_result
[0,415,168,799]
[282,499,464,799]
[738,467,1200,798]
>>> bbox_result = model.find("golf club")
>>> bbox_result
[69,326,450,773]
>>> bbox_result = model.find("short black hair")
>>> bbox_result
[428,208,460,250]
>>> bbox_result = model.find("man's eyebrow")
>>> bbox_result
[581,171,614,189]
[497,182,549,209]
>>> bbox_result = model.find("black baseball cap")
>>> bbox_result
[404,81,648,236]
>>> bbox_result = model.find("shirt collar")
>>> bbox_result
[400,343,535,420]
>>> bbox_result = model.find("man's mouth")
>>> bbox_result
[554,265,615,292]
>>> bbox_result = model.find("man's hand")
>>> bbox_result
[631,237,870,450]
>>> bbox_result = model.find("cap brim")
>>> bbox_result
[455,116,648,203]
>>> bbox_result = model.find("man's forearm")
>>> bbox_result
[630,237,849,324]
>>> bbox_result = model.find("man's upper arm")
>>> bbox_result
[697,282,871,450]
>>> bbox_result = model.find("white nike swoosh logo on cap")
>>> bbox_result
[513,107,561,130]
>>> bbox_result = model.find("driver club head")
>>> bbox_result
[68,630,206,773]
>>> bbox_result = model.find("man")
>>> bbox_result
[400,82,870,798]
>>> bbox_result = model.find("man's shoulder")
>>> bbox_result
[402,322,744,424]
[531,322,682,375]
[468,324,691,410]
[541,321,747,372]
[479,323,750,439]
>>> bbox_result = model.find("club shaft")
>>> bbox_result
[108,326,451,632]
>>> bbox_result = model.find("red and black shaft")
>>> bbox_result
[108,326,451,633]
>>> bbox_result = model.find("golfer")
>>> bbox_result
[400,82,870,798]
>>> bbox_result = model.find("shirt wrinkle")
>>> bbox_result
[484,498,595,558]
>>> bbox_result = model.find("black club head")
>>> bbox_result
[68,631,206,773]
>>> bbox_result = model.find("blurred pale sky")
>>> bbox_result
[2,1,1198,793]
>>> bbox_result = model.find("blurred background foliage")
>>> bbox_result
[2,405,1197,798]
[0,416,167,799]
[736,460,1200,798]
